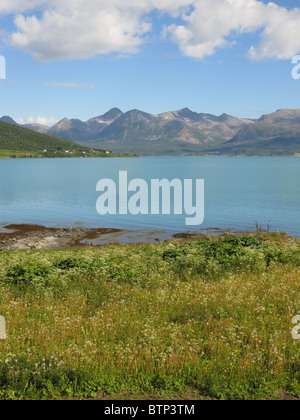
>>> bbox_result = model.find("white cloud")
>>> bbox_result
[166,0,300,60]
[0,0,46,15]
[43,81,99,89]
[16,116,58,126]
[248,3,300,60]
[9,0,192,62]
[5,0,300,62]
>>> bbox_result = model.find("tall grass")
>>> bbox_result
[0,234,299,400]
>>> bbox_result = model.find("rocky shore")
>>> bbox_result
[0,224,214,251]
[0,224,122,251]
[1,224,292,251]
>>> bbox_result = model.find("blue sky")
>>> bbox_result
[0,0,300,125]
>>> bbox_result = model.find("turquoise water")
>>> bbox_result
[0,157,299,237]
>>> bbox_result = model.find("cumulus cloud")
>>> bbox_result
[10,0,191,62]
[0,0,46,15]
[166,0,300,60]
[5,0,300,62]
[248,3,300,60]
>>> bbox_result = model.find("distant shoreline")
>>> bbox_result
[0,152,134,159]
[0,153,299,159]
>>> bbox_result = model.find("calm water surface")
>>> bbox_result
[0,157,299,238]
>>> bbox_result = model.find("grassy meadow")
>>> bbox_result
[0,233,299,400]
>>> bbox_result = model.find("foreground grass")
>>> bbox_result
[0,234,299,400]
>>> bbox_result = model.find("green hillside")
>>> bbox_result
[0,121,126,158]
[204,136,300,156]
[222,110,300,155]
[229,123,300,145]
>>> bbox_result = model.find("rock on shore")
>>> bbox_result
[0,225,121,251]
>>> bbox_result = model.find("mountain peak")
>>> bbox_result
[0,116,18,125]
[50,118,71,130]
[176,108,207,123]
[124,109,155,122]
[87,108,123,124]
[106,107,123,115]
[98,108,123,121]
[259,109,300,125]
[178,107,195,115]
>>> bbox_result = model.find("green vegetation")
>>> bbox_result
[0,121,130,158]
[207,136,300,157]
[88,138,225,157]
[89,135,300,157]
[0,234,300,400]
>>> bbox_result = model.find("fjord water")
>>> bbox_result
[0,157,299,238]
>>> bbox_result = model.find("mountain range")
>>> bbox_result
[1,108,300,156]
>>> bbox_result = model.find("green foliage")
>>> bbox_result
[207,136,300,157]
[54,258,92,270]
[160,236,273,279]
[162,248,189,260]
[222,236,263,248]
[0,234,299,400]
[160,236,300,280]
[5,262,52,286]
[108,266,138,286]
[0,121,129,158]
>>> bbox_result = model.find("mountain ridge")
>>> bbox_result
[1,108,300,156]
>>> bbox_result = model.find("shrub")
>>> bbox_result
[54,258,92,270]
[108,266,138,285]
[222,236,263,249]
[5,262,52,286]
[162,248,189,261]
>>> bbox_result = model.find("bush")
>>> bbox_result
[108,266,138,285]
[222,236,263,249]
[162,248,189,261]
[5,262,52,286]
[54,258,92,270]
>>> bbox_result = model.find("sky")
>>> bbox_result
[0,0,300,125]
